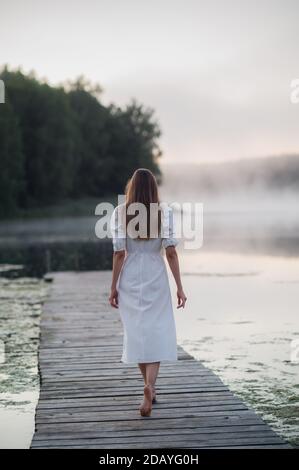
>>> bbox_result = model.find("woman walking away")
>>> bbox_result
[109,168,187,417]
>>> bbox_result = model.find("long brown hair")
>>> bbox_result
[125,168,161,240]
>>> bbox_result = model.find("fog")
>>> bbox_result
[160,156,299,213]
[160,157,299,257]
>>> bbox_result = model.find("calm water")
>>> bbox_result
[173,249,299,447]
[0,208,298,448]
[0,275,47,448]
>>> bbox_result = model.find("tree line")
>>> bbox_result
[0,67,162,217]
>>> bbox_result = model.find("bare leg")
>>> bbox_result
[139,362,160,416]
[138,363,147,383]
[145,362,160,388]
[138,363,158,402]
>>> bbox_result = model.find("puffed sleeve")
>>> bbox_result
[161,205,179,249]
[110,204,126,252]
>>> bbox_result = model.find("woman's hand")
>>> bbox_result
[109,287,119,308]
[177,288,187,309]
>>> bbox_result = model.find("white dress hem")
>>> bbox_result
[121,356,178,364]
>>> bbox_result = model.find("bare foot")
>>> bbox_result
[139,385,153,417]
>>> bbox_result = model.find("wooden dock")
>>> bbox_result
[31,272,291,449]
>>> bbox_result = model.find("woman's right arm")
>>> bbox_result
[109,250,126,308]
[109,204,126,308]
[165,246,187,308]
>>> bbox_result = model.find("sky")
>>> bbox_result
[1,0,299,163]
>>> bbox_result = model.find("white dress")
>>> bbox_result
[110,203,178,364]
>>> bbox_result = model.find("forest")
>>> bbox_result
[0,67,162,218]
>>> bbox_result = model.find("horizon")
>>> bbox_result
[160,153,299,166]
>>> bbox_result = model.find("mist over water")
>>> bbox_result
[161,161,299,447]
[0,159,298,447]
[160,161,299,258]
[160,160,299,213]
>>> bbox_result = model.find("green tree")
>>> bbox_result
[106,100,162,193]
[0,67,163,216]
[0,96,24,216]
[1,69,76,206]
[67,82,111,197]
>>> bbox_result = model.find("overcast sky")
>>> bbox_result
[1,0,299,163]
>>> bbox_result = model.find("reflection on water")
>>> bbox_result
[0,277,47,448]
[172,250,299,447]
[0,216,112,276]
[162,164,299,448]
[1,210,299,276]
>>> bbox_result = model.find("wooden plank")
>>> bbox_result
[35,399,245,414]
[35,391,239,410]
[31,430,281,448]
[31,436,287,449]
[32,415,268,435]
[40,378,224,391]
[38,387,231,400]
[35,405,252,424]
[31,423,274,442]
[31,271,292,449]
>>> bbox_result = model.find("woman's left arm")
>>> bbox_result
[109,250,126,308]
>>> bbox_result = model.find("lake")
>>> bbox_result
[0,203,298,448]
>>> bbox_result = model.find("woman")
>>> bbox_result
[109,168,187,417]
